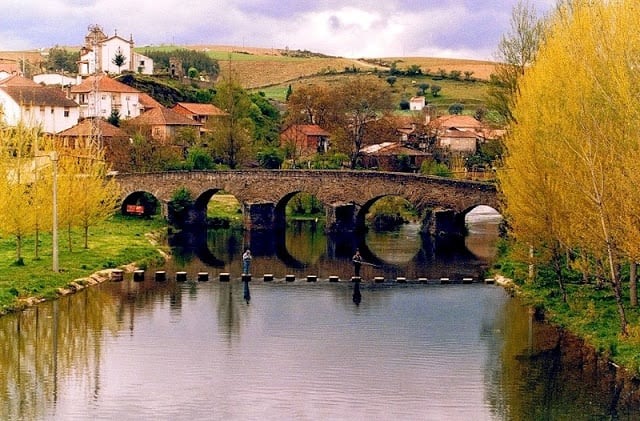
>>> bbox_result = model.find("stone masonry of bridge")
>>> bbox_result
[115,170,498,236]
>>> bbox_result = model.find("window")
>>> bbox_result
[64,108,70,117]
[140,60,145,66]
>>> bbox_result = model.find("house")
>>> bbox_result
[78,25,153,76]
[33,73,79,86]
[171,102,227,124]
[280,124,330,157]
[57,118,132,171]
[126,106,202,143]
[409,96,426,111]
[70,75,142,120]
[0,81,80,133]
[427,115,486,154]
[360,142,431,172]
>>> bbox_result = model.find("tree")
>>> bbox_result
[386,76,397,87]
[448,103,464,115]
[285,84,333,126]
[498,0,640,335]
[210,79,255,168]
[107,109,120,127]
[487,0,546,124]
[0,126,39,263]
[334,78,393,168]
[248,91,282,145]
[71,150,120,249]
[285,78,392,168]
[45,46,79,74]
[112,46,127,73]
[257,146,285,169]
[430,85,441,97]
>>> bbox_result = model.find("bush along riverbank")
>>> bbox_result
[0,215,168,315]
[493,243,640,378]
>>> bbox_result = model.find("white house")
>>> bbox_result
[33,73,79,86]
[0,84,80,133]
[70,75,142,119]
[409,96,426,111]
[78,25,153,76]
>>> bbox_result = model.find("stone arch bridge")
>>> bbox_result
[115,170,499,236]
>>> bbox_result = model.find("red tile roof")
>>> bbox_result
[0,85,78,107]
[129,106,203,126]
[430,115,482,129]
[138,92,162,109]
[0,74,39,87]
[70,75,140,94]
[173,102,227,116]
[284,124,330,136]
[57,118,128,138]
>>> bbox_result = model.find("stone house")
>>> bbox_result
[280,124,330,157]
[171,102,227,134]
[125,106,202,144]
[427,115,486,154]
[70,75,142,120]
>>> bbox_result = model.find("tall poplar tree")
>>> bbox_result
[499,0,640,335]
[0,126,38,262]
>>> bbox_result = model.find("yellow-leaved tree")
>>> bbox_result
[499,0,640,335]
[0,125,39,263]
[55,145,120,251]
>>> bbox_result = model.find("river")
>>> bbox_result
[0,207,638,420]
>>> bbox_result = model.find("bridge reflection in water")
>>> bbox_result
[166,207,502,282]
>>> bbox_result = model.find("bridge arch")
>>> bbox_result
[115,170,499,236]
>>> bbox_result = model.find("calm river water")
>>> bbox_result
[1,207,638,420]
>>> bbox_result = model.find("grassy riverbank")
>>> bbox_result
[0,215,168,315]
[495,254,640,376]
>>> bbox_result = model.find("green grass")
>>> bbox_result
[0,215,167,315]
[206,51,308,62]
[207,193,243,224]
[253,72,490,110]
[511,273,640,375]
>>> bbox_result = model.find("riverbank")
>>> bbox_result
[0,215,168,315]
[493,270,640,379]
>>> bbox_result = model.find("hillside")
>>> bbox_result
[145,44,496,89]
[0,45,497,112]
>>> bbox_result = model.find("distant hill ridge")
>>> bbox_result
[0,44,497,90]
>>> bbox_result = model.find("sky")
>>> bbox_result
[1,0,555,60]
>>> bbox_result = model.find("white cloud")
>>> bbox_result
[0,0,556,60]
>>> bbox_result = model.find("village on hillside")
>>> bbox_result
[0,25,504,177]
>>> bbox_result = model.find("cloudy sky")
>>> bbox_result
[1,0,555,60]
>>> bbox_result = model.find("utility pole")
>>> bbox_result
[88,24,102,150]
